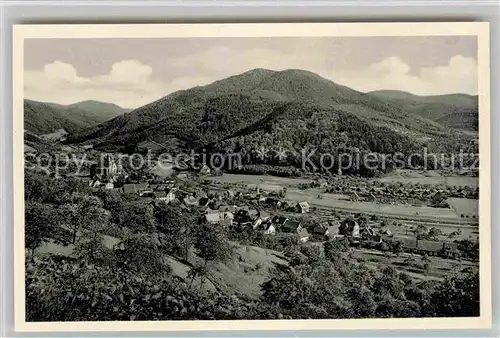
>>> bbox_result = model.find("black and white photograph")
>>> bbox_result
[13,23,491,331]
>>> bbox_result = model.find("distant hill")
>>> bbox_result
[66,100,131,121]
[369,90,478,131]
[24,99,129,135]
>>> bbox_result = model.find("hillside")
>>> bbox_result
[66,100,131,121]
[369,90,478,131]
[64,69,477,174]
[67,69,445,145]
[24,99,129,135]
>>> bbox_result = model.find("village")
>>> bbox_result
[77,151,478,270]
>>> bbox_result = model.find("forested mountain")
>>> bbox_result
[24,99,129,135]
[67,69,445,146]
[369,90,478,131]
[64,68,477,175]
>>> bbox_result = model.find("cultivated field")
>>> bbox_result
[352,249,478,281]
[447,197,479,217]
[376,170,479,188]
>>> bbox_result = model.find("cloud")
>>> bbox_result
[25,60,168,109]
[25,52,478,109]
[328,55,478,96]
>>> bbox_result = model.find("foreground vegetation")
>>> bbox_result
[25,170,480,321]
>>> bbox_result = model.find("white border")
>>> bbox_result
[12,22,492,332]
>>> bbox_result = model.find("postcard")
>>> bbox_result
[13,22,491,332]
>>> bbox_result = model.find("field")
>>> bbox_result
[208,173,479,224]
[207,173,312,187]
[287,188,463,220]
[376,170,479,188]
[352,249,478,282]
[447,197,479,217]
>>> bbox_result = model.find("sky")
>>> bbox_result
[24,36,478,109]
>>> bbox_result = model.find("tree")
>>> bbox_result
[115,233,171,277]
[413,225,428,240]
[427,227,442,241]
[154,202,197,260]
[187,264,209,289]
[73,208,111,263]
[432,271,479,316]
[59,193,108,245]
[391,241,404,256]
[324,238,349,263]
[194,224,232,268]
[25,202,56,261]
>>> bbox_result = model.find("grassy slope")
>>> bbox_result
[37,238,288,298]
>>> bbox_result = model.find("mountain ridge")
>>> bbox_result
[24,98,130,135]
[63,68,476,163]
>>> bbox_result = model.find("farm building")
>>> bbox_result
[271,216,289,228]
[153,191,176,203]
[416,240,444,255]
[263,223,276,235]
[297,201,311,213]
[280,220,309,242]
[392,235,418,251]
[312,223,329,240]
[443,241,460,258]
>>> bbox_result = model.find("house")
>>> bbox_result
[263,223,276,235]
[153,191,169,201]
[89,179,101,188]
[417,240,444,256]
[252,211,271,229]
[205,211,234,226]
[165,190,176,203]
[431,191,448,207]
[340,218,360,238]
[297,201,310,213]
[443,241,460,258]
[393,235,418,252]
[123,183,151,196]
[297,227,310,243]
[104,182,114,189]
[281,219,302,234]
[199,164,211,175]
[312,223,329,240]
[153,184,167,192]
[183,196,199,206]
[271,215,289,229]
[218,205,237,213]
